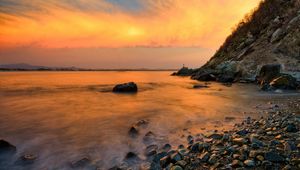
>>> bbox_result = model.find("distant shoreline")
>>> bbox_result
[0,69,177,72]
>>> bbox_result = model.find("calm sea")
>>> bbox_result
[0,71,268,169]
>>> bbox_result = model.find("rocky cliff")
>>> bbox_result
[192,0,300,81]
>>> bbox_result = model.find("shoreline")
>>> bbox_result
[141,97,300,170]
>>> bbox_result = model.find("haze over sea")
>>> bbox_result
[0,71,282,169]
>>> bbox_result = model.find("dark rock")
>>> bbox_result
[145,145,158,157]
[143,131,156,143]
[236,129,248,136]
[124,152,141,164]
[135,119,149,127]
[113,82,138,93]
[160,155,170,168]
[172,67,194,76]
[175,160,187,167]
[71,157,90,168]
[199,152,210,162]
[170,165,183,170]
[125,152,138,159]
[262,160,273,169]
[232,160,243,168]
[285,123,298,132]
[109,166,123,170]
[0,139,16,154]
[264,151,285,162]
[152,152,168,163]
[192,72,217,81]
[162,144,172,152]
[178,145,184,150]
[187,135,194,144]
[190,143,201,153]
[284,141,297,152]
[170,152,182,162]
[257,64,281,84]
[128,126,139,137]
[232,138,246,145]
[193,84,209,89]
[208,154,218,164]
[244,160,255,167]
[269,74,298,90]
[217,74,235,83]
[207,133,223,140]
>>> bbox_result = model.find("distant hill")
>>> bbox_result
[0,63,176,71]
[191,0,300,80]
[0,63,50,70]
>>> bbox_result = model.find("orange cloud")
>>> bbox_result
[0,0,261,49]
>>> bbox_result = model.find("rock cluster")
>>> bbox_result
[0,139,16,154]
[145,111,300,170]
[190,63,299,90]
[190,0,300,84]
[257,64,299,90]
[171,67,194,76]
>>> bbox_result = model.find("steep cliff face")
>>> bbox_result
[194,0,300,80]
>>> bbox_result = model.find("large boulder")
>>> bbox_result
[193,73,217,81]
[269,74,298,90]
[0,139,16,154]
[257,64,281,84]
[216,74,235,83]
[113,82,138,93]
[172,67,194,76]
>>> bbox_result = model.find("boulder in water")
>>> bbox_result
[0,139,16,154]
[113,82,138,93]
[172,67,194,76]
[193,73,217,81]
[269,74,298,90]
[128,126,139,137]
[193,84,209,89]
[257,64,281,84]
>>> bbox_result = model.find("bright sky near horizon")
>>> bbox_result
[0,0,261,69]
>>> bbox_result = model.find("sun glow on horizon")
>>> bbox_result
[0,0,261,49]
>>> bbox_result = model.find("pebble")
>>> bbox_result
[170,165,183,170]
[244,160,255,167]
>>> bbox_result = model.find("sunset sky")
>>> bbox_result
[0,0,261,69]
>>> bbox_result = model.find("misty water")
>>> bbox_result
[0,71,279,169]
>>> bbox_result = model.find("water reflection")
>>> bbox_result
[0,71,264,169]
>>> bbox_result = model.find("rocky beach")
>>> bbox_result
[142,97,300,170]
[1,0,300,169]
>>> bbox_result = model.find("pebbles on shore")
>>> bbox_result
[144,110,300,170]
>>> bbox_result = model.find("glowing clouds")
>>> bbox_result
[0,0,261,49]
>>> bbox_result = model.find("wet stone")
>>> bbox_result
[232,138,246,145]
[232,160,243,168]
[264,151,285,162]
[71,157,90,168]
[208,154,218,164]
[199,152,210,162]
[125,152,138,160]
[244,160,255,167]
[208,133,223,140]
[160,156,170,168]
[162,144,172,152]
[175,160,187,167]
[0,139,16,154]
[128,126,139,137]
[170,152,182,162]
[236,129,248,136]
[285,123,298,132]
[145,144,158,156]
[170,165,183,170]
